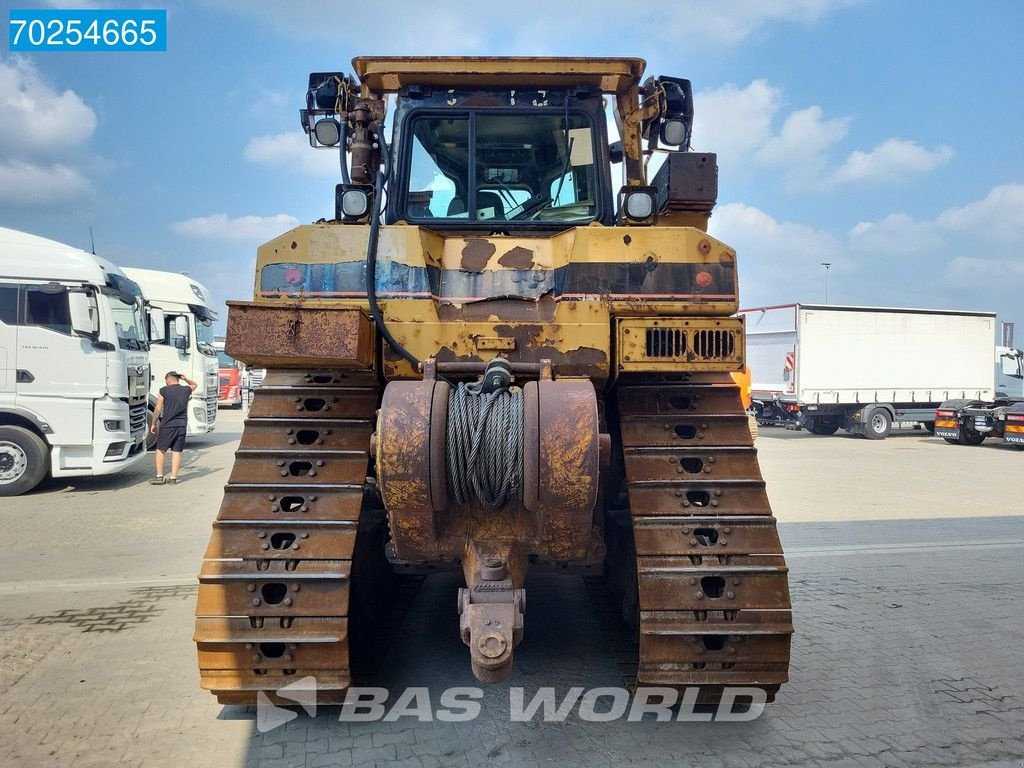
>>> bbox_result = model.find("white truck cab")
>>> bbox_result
[0,227,150,496]
[995,345,1024,398]
[123,268,219,436]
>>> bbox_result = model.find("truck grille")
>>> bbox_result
[619,318,744,372]
[693,329,736,360]
[645,327,687,358]
[129,402,147,435]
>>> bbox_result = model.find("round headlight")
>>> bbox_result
[341,189,370,219]
[625,191,654,220]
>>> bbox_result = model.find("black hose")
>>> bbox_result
[365,129,419,368]
[338,122,350,184]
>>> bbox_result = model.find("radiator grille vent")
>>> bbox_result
[645,327,687,358]
[693,329,736,360]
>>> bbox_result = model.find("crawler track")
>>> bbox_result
[194,370,385,705]
[611,376,792,701]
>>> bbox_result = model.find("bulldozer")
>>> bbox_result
[194,56,792,705]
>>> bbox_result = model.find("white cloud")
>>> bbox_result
[0,160,92,206]
[830,139,953,186]
[935,183,1024,242]
[693,80,781,159]
[848,212,944,255]
[755,106,849,168]
[244,132,340,176]
[170,213,301,242]
[0,57,99,207]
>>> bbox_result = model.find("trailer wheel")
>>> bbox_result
[807,419,840,436]
[0,426,49,497]
[863,409,892,440]
[957,429,985,446]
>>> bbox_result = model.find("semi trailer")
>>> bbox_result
[740,303,995,439]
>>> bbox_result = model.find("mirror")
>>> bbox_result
[173,315,190,353]
[68,291,98,337]
[1001,354,1022,378]
[149,308,166,343]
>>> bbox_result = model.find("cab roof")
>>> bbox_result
[352,56,646,94]
[0,226,123,285]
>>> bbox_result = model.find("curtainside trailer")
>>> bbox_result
[740,304,995,439]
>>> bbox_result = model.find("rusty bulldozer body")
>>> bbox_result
[195,56,792,705]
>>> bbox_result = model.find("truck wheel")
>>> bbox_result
[863,409,892,440]
[0,426,49,496]
[807,420,840,436]
[958,429,985,446]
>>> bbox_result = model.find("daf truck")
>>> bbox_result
[935,345,1024,447]
[740,303,995,439]
[0,227,150,496]
[123,268,219,436]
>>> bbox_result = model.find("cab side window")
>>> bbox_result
[0,284,18,325]
[21,286,72,335]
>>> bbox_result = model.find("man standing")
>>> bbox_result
[149,371,197,485]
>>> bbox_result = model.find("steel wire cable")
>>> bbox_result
[446,380,524,509]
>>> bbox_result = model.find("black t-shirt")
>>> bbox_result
[159,384,192,428]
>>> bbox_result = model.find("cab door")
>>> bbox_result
[15,284,107,452]
[0,282,17,401]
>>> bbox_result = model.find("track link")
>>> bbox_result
[194,369,381,705]
[615,377,793,701]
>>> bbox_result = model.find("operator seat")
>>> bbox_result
[447,191,505,220]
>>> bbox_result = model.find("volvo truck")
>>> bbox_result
[0,227,150,496]
[741,303,995,438]
[123,268,219,436]
[935,346,1024,447]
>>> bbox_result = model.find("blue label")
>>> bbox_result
[9,9,166,51]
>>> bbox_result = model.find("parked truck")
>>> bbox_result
[741,303,996,439]
[123,268,219,436]
[0,227,150,496]
[935,345,1024,447]
[213,340,243,408]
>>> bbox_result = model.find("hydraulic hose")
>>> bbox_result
[364,129,420,368]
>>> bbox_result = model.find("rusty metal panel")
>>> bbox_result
[248,387,380,419]
[200,671,350,701]
[239,419,372,452]
[623,446,761,482]
[625,480,771,516]
[617,317,744,373]
[198,642,348,670]
[637,558,790,611]
[225,302,375,370]
[204,521,357,560]
[196,577,350,617]
[620,414,754,448]
[617,384,742,417]
[194,616,347,644]
[198,558,350,581]
[228,449,369,485]
[216,486,364,522]
[632,515,783,557]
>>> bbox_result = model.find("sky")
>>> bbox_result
[1,0,1022,337]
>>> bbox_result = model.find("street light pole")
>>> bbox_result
[821,262,832,304]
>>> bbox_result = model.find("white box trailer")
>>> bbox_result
[739,304,995,439]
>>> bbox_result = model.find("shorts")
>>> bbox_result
[156,425,186,452]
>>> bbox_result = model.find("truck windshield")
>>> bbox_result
[195,317,217,356]
[403,112,599,225]
[216,350,235,368]
[110,296,148,351]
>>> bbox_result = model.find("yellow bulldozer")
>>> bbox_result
[194,56,791,705]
